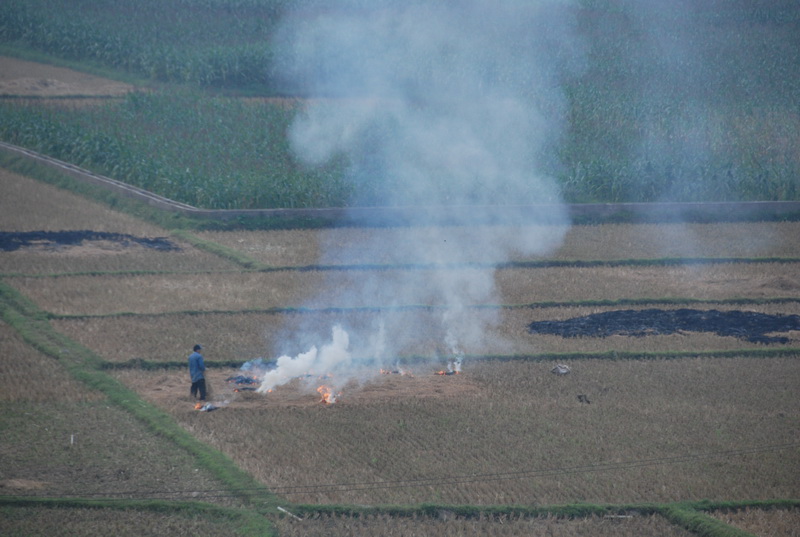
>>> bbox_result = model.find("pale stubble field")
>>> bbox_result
[1,164,799,535]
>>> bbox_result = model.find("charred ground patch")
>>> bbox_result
[528,308,800,344]
[0,230,179,252]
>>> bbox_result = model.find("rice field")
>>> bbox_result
[113,356,799,506]
[199,220,800,266]
[710,507,800,537]
[0,505,250,537]
[2,104,799,536]
[0,325,240,505]
[7,260,798,317]
[3,2,799,532]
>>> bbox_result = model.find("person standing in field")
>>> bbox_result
[188,344,206,401]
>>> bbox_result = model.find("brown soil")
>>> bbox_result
[117,366,478,414]
[0,56,135,97]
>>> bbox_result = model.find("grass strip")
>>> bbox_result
[287,499,800,520]
[0,280,279,515]
[686,499,800,512]
[3,256,799,281]
[476,348,800,363]
[96,347,800,372]
[658,504,758,537]
[45,296,800,321]
[288,501,656,520]
[0,269,248,279]
[170,229,269,270]
[260,256,800,274]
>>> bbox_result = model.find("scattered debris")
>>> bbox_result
[551,364,571,375]
[278,506,303,520]
[226,375,259,385]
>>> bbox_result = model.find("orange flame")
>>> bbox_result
[317,385,338,404]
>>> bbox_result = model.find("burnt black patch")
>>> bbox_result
[0,230,180,252]
[528,309,800,344]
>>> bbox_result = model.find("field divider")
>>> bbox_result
[476,348,800,363]
[4,495,793,532]
[259,256,800,273]
[0,496,274,535]
[270,498,798,531]
[170,229,270,270]
[45,296,800,321]
[287,501,659,520]
[95,347,800,372]
[0,280,281,515]
[2,256,800,281]
[658,504,759,537]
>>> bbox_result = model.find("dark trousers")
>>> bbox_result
[191,379,206,400]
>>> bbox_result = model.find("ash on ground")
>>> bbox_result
[0,230,179,251]
[528,309,800,344]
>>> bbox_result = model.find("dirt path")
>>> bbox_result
[0,56,135,97]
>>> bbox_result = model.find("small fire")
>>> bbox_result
[436,356,463,376]
[317,385,339,404]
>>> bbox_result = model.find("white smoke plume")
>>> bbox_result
[257,325,352,393]
[264,0,586,394]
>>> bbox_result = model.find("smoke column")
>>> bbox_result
[262,0,586,394]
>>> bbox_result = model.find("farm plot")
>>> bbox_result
[0,323,240,504]
[9,261,800,317]
[53,302,800,366]
[0,237,238,275]
[3,148,799,533]
[0,505,245,537]
[0,168,161,234]
[112,357,800,506]
[0,168,239,274]
[710,506,800,537]
[201,220,800,266]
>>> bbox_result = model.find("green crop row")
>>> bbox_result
[1,0,799,206]
[0,92,352,209]
[0,0,292,90]
[2,89,798,209]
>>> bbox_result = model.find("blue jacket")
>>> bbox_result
[188,352,205,382]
